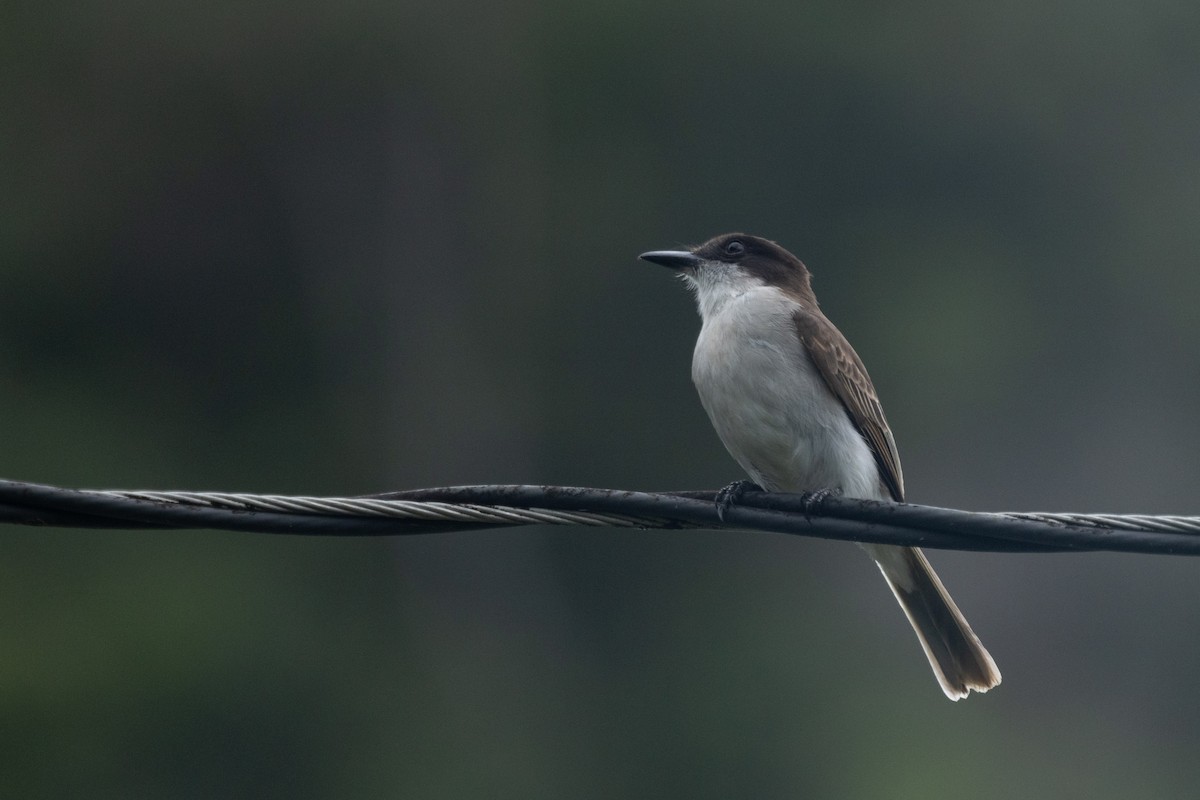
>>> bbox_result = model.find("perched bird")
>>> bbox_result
[641,233,1000,700]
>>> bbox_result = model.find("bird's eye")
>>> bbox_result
[724,240,745,257]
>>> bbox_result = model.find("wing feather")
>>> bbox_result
[792,309,905,502]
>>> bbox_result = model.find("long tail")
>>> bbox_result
[864,544,1001,700]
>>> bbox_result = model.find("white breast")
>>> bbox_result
[689,282,885,500]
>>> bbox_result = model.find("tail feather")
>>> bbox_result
[865,544,1001,700]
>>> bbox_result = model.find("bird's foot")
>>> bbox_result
[715,480,763,522]
[798,487,842,516]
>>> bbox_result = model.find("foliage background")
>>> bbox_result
[4,1,1200,796]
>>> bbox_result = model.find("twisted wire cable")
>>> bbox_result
[1,478,1199,554]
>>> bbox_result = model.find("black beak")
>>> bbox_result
[639,249,702,270]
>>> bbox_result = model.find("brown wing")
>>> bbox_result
[792,309,905,502]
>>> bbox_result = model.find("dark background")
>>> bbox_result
[4,1,1200,797]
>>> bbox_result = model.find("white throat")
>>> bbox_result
[683,262,780,321]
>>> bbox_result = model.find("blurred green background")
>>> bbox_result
[4,0,1200,797]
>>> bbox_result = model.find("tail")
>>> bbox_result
[864,544,1001,700]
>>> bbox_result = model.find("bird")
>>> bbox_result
[640,232,1000,700]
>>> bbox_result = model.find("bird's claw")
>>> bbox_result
[715,480,763,522]
[798,487,842,516]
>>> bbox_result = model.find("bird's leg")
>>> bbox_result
[715,480,763,522]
